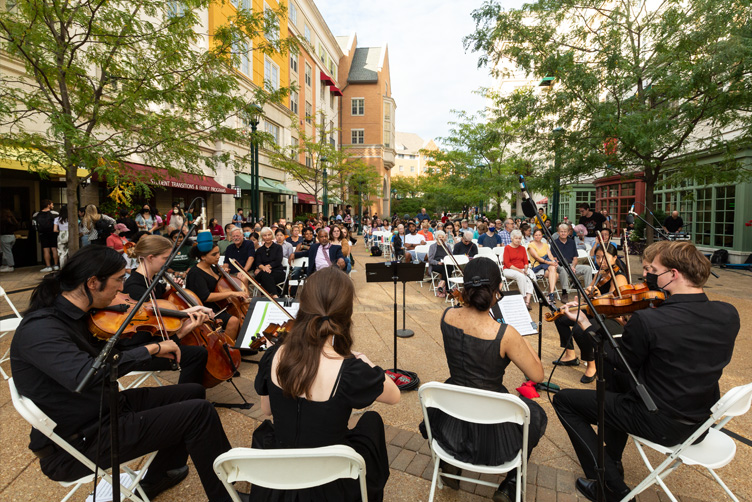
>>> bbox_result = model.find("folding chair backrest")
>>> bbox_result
[214,446,367,497]
[577,249,589,259]
[476,247,495,258]
[0,286,23,332]
[451,255,470,266]
[712,383,752,420]
[415,244,431,256]
[292,257,308,269]
[419,381,529,426]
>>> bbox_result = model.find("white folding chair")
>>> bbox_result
[444,255,469,305]
[419,382,530,502]
[9,378,156,502]
[118,371,165,390]
[214,445,368,502]
[476,246,495,259]
[414,244,432,287]
[578,248,597,275]
[0,285,23,379]
[623,382,752,502]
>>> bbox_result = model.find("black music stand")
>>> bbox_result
[366,262,424,391]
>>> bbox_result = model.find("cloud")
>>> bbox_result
[315,0,525,146]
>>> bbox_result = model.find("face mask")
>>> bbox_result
[646,270,673,290]
[243,231,251,238]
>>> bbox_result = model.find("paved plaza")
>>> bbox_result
[1,243,751,501]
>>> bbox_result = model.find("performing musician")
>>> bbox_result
[252,266,400,501]
[9,245,233,501]
[121,234,211,386]
[553,241,740,502]
[552,243,628,384]
[420,257,547,502]
[185,236,248,341]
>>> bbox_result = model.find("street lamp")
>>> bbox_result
[552,127,565,226]
[247,103,263,224]
[390,188,397,219]
[321,156,328,219]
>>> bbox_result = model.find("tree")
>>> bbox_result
[467,0,752,240]
[0,0,295,252]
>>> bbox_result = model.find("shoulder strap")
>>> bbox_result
[329,360,346,399]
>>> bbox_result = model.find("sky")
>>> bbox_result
[314,0,526,147]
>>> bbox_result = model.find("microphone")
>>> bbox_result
[519,175,528,193]
[625,204,636,225]
[518,175,537,218]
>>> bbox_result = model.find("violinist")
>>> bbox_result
[122,235,211,385]
[9,246,234,501]
[185,237,248,341]
[552,243,627,384]
[552,241,740,502]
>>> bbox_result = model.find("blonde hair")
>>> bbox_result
[133,235,172,258]
[82,204,101,231]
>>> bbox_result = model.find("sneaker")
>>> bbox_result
[547,293,556,306]
[0,266,13,272]
[53,265,60,271]
[40,267,53,272]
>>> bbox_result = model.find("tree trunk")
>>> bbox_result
[66,165,80,254]
[644,166,656,245]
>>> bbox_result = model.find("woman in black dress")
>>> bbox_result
[185,243,248,342]
[424,257,547,502]
[253,266,400,501]
[253,227,286,296]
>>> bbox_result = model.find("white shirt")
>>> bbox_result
[404,233,424,247]
[315,244,332,271]
[53,217,68,232]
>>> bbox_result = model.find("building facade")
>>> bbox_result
[394,132,438,178]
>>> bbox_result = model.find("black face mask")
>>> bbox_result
[646,270,673,290]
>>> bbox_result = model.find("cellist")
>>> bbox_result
[122,234,213,385]
[185,231,248,342]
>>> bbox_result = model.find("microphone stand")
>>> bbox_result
[74,197,204,502]
[519,176,656,502]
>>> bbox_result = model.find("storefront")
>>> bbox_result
[234,174,295,223]
[594,173,646,235]
[294,192,321,220]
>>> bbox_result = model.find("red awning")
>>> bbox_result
[118,162,235,194]
[536,197,549,204]
[329,85,343,96]
[320,71,335,86]
[297,192,321,205]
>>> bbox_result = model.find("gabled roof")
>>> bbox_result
[335,35,352,53]
[395,132,426,154]
[348,47,382,84]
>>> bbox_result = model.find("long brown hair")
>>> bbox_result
[276,266,355,399]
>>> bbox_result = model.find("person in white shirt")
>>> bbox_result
[403,221,426,263]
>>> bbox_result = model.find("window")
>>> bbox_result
[320,83,325,103]
[329,120,335,144]
[399,165,404,172]
[351,98,364,116]
[330,94,335,110]
[305,101,312,124]
[714,185,735,247]
[289,1,297,24]
[264,121,280,145]
[233,41,251,77]
[291,137,299,152]
[264,57,280,91]
[410,166,415,173]
[384,102,391,122]
[290,91,299,114]
[304,24,311,42]
[305,155,312,168]
[351,129,364,144]
[231,0,250,9]
[305,63,312,87]
[167,1,186,18]
[383,126,391,148]
[290,53,298,73]
[264,3,278,42]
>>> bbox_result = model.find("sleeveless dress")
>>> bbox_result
[423,307,548,465]
[252,344,389,501]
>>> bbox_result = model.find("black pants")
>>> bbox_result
[555,317,623,362]
[41,384,233,501]
[255,268,286,296]
[552,389,699,493]
[122,333,208,386]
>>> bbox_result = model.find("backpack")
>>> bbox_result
[370,245,382,256]
[94,217,115,242]
[35,211,55,233]
[710,249,728,265]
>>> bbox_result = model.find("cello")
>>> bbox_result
[163,274,242,388]
[215,263,250,323]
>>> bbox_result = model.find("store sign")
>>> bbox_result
[234,185,242,198]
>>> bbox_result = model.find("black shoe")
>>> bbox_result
[560,291,569,302]
[141,465,189,499]
[439,460,460,490]
[492,474,516,502]
[580,373,596,384]
[575,477,634,502]
[552,357,580,366]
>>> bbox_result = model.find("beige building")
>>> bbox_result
[394,132,438,178]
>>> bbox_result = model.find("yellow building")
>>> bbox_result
[395,132,438,178]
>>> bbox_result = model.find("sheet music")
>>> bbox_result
[85,471,143,502]
[237,300,299,349]
[496,294,538,336]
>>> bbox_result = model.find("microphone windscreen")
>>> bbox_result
[196,230,214,252]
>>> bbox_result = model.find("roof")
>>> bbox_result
[335,36,351,53]
[348,47,382,83]
[395,132,426,154]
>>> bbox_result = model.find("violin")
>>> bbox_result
[544,283,666,323]
[229,258,294,349]
[89,292,188,340]
[163,274,242,388]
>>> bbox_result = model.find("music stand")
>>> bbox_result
[366,262,424,391]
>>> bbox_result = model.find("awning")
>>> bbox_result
[296,192,321,205]
[0,148,89,177]
[235,173,295,195]
[329,85,343,97]
[320,71,335,86]
[120,162,235,194]
[537,197,549,204]
[328,196,343,204]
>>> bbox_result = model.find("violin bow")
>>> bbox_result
[229,258,294,321]
[596,230,622,299]
[140,260,179,368]
[438,238,464,277]
[622,229,633,284]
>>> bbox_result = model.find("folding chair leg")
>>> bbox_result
[705,468,739,502]
[428,460,441,502]
[0,348,9,380]
[516,466,523,502]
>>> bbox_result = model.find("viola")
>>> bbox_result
[544,284,666,323]
[88,292,188,340]
[164,274,241,388]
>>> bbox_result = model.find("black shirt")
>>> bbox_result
[254,242,283,272]
[224,240,255,272]
[293,237,315,259]
[553,237,578,264]
[452,241,478,257]
[116,216,138,240]
[10,296,150,450]
[579,211,606,237]
[610,293,739,422]
[185,265,223,312]
[123,270,167,300]
[663,216,684,233]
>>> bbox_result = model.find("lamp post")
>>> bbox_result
[390,188,397,219]
[247,104,263,224]
[357,180,364,235]
[552,127,564,226]
[321,156,328,219]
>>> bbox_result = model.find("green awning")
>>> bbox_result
[235,174,295,195]
[329,196,342,204]
[539,76,555,86]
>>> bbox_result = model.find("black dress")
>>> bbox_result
[423,308,548,465]
[184,265,233,327]
[253,242,286,295]
[252,344,389,501]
